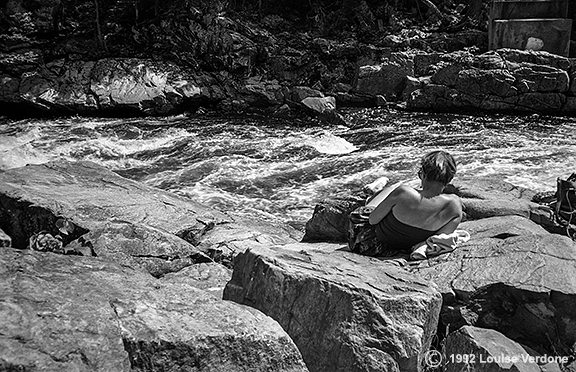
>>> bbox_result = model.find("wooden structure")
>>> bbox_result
[489,0,572,56]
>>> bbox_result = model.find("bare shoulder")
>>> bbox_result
[394,184,420,199]
[442,193,463,215]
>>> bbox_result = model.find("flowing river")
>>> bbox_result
[1,108,575,231]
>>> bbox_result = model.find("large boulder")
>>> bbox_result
[196,217,302,266]
[0,160,229,275]
[452,177,541,221]
[409,215,576,354]
[301,96,336,113]
[0,160,302,274]
[11,58,224,115]
[302,196,364,242]
[239,77,285,107]
[89,59,220,115]
[160,262,232,299]
[354,52,414,100]
[224,242,443,372]
[497,49,570,71]
[444,326,540,372]
[407,49,576,114]
[68,220,213,278]
[0,228,10,247]
[0,160,230,241]
[291,86,324,102]
[0,247,309,372]
[18,60,99,113]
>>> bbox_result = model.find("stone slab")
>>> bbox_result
[444,326,540,372]
[0,247,308,372]
[409,216,576,353]
[224,242,443,372]
[0,228,10,247]
[0,160,230,249]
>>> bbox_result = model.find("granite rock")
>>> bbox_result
[302,196,364,242]
[0,248,309,372]
[0,228,10,247]
[444,326,540,372]
[407,49,576,114]
[224,242,443,372]
[0,160,228,274]
[0,160,301,275]
[160,262,232,299]
[409,216,576,354]
[12,58,223,115]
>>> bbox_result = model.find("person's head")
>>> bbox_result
[418,150,457,186]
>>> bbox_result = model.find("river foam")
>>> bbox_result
[1,109,574,229]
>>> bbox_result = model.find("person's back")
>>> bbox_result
[366,150,462,253]
[388,185,460,231]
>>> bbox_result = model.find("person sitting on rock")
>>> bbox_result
[348,150,463,257]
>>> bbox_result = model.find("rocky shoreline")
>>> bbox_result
[3,0,576,118]
[1,160,575,371]
[5,47,576,119]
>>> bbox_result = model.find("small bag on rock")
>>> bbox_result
[555,173,576,238]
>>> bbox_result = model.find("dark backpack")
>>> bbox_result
[555,173,576,238]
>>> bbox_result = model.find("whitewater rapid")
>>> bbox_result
[1,109,575,229]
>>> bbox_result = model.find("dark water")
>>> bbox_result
[1,108,575,230]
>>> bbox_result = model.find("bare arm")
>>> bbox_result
[366,178,420,208]
[368,186,407,225]
[435,197,463,235]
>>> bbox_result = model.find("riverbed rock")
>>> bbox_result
[301,96,336,113]
[0,160,303,273]
[0,160,229,274]
[354,52,414,100]
[444,326,540,372]
[302,196,364,242]
[0,228,10,247]
[453,177,549,223]
[224,242,443,372]
[0,247,309,372]
[409,215,576,355]
[239,77,285,107]
[292,86,324,102]
[407,49,576,114]
[161,262,232,299]
[67,220,213,278]
[333,91,377,107]
[18,60,99,113]
[89,59,221,115]
[196,217,302,266]
[300,96,347,125]
[413,52,444,77]
[12,58,224,115]
[498,49,570,71]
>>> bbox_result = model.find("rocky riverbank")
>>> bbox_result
[9,0,575,118]
[1,160,575,371]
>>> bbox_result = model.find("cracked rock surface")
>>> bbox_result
[409,215,576,355]
[0,160,302,274]
[444,326,540,372]
[0,160,230,244]
[407,49,576,114]
[0,247,309,372]
[224,242,443,372]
